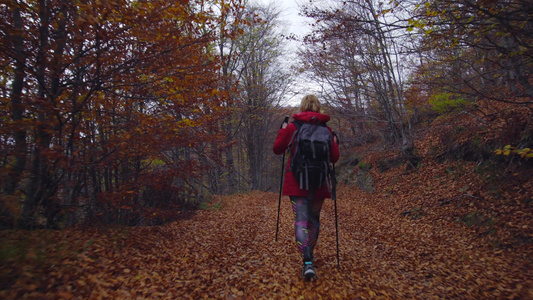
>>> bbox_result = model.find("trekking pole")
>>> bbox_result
[275,116,289,241]
[332,163,340,268]
[332,132,340,267]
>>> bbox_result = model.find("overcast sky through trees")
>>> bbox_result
[253,0,316,106]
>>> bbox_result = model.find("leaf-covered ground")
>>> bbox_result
[1,158,532,299]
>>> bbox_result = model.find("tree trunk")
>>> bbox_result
[3,6,27,198]
[21,0,51,227]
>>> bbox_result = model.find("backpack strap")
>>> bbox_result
[288,120,302,172]
[288,120,302,150]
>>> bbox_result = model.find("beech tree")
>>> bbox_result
[407,0,533,105]
[238,4,291,190]
[216,0,247,194]
[0,0,236,228]
[300,0,415,157]
[217,2,292,191]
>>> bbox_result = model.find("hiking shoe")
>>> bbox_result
[302,261,316,281]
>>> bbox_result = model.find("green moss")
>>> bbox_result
[357,161,372,171]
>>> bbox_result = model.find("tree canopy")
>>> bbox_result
[0,0,532,230]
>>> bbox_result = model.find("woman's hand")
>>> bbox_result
[280,116,289,129]
[333,132,339,145]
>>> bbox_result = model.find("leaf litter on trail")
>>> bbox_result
[1,177,532,299]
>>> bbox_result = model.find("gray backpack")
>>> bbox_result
[289,118,332,190]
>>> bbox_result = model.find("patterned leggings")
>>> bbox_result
[290,194,325,262]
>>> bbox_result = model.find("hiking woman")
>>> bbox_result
[273,94,340,280]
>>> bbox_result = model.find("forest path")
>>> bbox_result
[1,188,531,299]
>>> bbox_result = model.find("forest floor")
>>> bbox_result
[1,155,532,299]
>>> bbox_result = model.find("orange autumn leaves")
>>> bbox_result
[1,173,531,298]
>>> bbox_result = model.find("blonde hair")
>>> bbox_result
[299,94,321,113]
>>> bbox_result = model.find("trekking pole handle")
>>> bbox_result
[333,131,340,145]
[280,116,289,129]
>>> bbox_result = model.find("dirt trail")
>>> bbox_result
[1,185,531,299]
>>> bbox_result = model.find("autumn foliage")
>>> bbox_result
[0,0,532,298]
[0,0,238,228]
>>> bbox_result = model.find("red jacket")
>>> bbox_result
[273,111,340,198]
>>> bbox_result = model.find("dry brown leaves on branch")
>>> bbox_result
[1,164,532,299]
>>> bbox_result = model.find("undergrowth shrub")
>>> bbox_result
[427,99,532,167]
[429,92,470,114]
[494,145,533,160]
